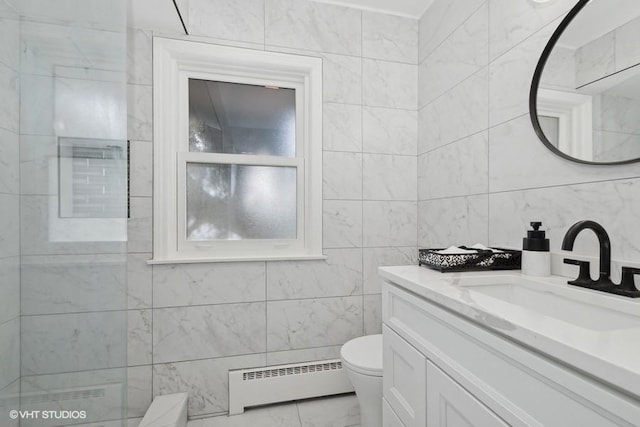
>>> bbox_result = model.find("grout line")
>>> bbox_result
[417,63,487,111]
[418,0,488,66]
[417,173,640,205]
[0,316,19,329]
[326,149,417,158]
[360,9,366,337]
[325,100,418,113]
[418,128,489,156]
[295,398,304,427]
[486,0,491,247]
[264,260,268,359]
[266,42,418,67]
[150,257,154,396]
[324,198,417,202]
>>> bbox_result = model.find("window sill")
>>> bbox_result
[147,254,328,265]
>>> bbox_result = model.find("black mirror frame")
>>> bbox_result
[529,0,640,166]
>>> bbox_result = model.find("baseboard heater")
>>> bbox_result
[228,359,354,415]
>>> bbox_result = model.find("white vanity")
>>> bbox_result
[379,266,640,427]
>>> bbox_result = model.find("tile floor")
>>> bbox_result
[187,393,360,427]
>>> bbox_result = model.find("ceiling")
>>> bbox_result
[310,0,433,18]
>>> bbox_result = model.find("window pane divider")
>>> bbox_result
[178,152,301,167]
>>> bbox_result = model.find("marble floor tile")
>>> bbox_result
[188,402,301,427]
[297,394,360,427]
[186,394,360,427]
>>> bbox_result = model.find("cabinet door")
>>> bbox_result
[427,361,508,427]
[383,325,426,427]
[383,398,406,427]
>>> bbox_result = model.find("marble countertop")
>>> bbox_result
[379,265,640,398]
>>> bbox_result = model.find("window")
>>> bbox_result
[152,38,323,262]
[59,137,127,218]
[50,137,127,243]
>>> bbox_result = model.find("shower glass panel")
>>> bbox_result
[0,2,21,426]
[0,1,128,426]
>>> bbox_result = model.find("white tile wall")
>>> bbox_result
[128,309,152,366]
[265,0,362,56]
[153,262,266,308]
[421,131,488,200]
[362,106,417,155]
[323,151,363,200]
[488,0,574,60]
[419,68,488,153]
[127,253,153,309]
[266,296,363,351]
[362,11,418,64]
[363,246,416,294]
[322,200,364,248]
[267,248,363,300]
[322,103,362,152]
[418,195,489,248]
[362,59,417,109]
[363,154,417,201]
[153,354,267,417]
[153,303,267,363]
[419,3,488,107]
[363,201,418,247]
[322,53,362,105]
[418,0,640,267]
[124,0,419,420]
[418,0,485,62]
[189,0,265,44]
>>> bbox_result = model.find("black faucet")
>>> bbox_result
[561,220,613,288]
[562,220,640,297]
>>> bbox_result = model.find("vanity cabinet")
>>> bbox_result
[381,280,640,427]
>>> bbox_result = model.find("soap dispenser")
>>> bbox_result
[522,221,550,276]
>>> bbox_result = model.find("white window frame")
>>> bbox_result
[537,88,593,160]
[151,38,323,263]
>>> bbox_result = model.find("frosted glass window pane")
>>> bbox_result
[189,79,296,157]
[186,163,297,240]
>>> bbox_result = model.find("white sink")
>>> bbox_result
[460,277,640,331]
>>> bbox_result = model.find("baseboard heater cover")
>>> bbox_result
[228,359,354,415]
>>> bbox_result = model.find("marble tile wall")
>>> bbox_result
[126,0,418,420]
[418,0,640,263]
[0,6,20,420]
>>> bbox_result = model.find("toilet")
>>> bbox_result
[340,334,383,427]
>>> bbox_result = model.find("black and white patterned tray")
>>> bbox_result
[418,247,521,272]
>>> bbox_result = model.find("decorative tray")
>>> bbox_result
[418,247,522,273]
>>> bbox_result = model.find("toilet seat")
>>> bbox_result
[340,334,382,377]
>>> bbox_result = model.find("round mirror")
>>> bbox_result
[530,0,640,164]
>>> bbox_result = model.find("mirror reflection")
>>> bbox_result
[534,0,640,164]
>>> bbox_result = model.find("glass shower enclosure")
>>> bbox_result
[0,0,129,425]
